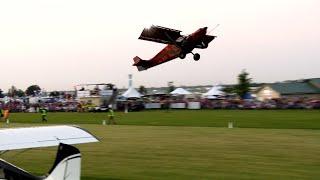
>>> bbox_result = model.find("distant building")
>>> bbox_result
[256,78,320,101]
[75,83,116,106]
[309,78,320,89]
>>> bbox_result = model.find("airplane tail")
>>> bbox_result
[45,143,81,180]
[133,56,148,71]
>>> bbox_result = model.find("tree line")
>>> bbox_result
[0,85,41,98]
[1,70,252,99]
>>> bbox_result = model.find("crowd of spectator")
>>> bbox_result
[0,100,79,112]
[0,96,319,113]
[200,98,320,109]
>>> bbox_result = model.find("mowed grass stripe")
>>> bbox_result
[2,125,320,179]
[9,109,320,129]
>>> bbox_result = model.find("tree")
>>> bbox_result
[7,86,25,97]
[15,89,25,97]
[26,85,41,96]
[234,70,252,98]
[167,81,175,93]
[222,86,235,94]
[7,86,17,97]
[0,89,4,98]
[138,85,147,95]
[49,91,60,97]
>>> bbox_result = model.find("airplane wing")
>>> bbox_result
[0,125,99,151]
[138,25,182,44]
[195,35,216,49]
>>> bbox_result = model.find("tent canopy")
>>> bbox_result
[206,95,218,99]
[122,87,142,98]
[203,85,225,96]
[170,88,192,95]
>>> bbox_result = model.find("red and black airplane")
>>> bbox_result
[133,25,216,71]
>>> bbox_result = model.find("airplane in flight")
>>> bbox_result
[133,25,216,71]
[0,125,99,180]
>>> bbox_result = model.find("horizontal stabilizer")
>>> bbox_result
[0,125,99,151]
[137,66,147,71]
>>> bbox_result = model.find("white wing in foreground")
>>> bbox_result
[0,125,99,151]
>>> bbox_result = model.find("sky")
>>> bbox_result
[0,0,319,91]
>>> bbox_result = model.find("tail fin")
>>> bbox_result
[45,143,81,180]
[133,56,148,71]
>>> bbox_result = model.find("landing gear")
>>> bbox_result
[193,53,200,61]
[179,53,186,59]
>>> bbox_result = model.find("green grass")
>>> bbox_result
[9,109,320,129]
[1,110,320,179]
[2,125,320,179]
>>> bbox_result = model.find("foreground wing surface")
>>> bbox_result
[139,25,182,44]
[0,125,99,151]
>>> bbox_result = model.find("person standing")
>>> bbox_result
[0,108,3,119]
[3,108,10,124]
[40,108,48,122]
[108,105,116,125]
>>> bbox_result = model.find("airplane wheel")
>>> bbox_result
[179,53,186,59]
[193,53,200,61]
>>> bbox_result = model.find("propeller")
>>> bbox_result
[208,24,220,34]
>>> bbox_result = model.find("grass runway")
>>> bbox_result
[1,110,320,179]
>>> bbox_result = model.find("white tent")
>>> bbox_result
[122,87,142,98]
[203,85,225,97]
[170,88,192,95]
[151,89,167,95]
[206,95,218,99]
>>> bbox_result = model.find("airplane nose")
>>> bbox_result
[202,27,208,33]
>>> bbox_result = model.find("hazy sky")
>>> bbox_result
[0,0,319,91]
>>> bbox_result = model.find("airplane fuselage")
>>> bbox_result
[179,27,208,54]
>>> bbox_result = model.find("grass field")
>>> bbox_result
[1,110,320,179]
[8,109,320,129]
